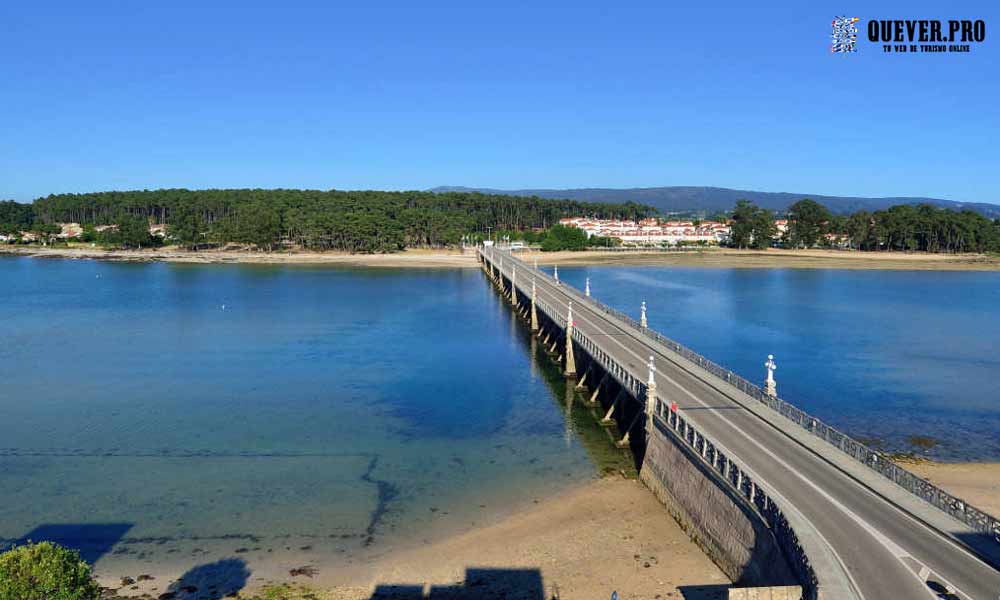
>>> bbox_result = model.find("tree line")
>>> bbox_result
[4,191,998,254]
[723,198,1000,253]
[780,198,1000,253]
[1,189,654,252]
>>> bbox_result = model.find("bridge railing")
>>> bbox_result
[519,273,818,598]
[484,248,1000,540]
[655,400,818,598]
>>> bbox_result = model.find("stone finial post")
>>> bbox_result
[640,301,648,328]
[553,265,559,284]
[564,301,576,376]
[585,277,591,297]
[646,355,657,431]
[764,354,777,397]
[530,278,539,332]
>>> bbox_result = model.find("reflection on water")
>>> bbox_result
[0,257,631,577]
[555,265,1000,461]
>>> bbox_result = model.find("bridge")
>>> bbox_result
[479,246,1000,600]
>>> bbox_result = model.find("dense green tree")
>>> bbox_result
[79,225,98,243]
[112,215,155,249]
[845,211,874,250]
[0,542,100,600]
[32,223,61,235]
[0,200,35,230]
[540,224,589,251]
[214,202,282,250]
[729,200,776,249]
[840,204,997,253]
[786,199,832,248]
[18,189,654,253]
[168,200,207,250]
[5,189,998,255]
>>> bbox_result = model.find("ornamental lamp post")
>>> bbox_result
[764,354,777,398]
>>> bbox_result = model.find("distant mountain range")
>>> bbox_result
[429,186,1000,219]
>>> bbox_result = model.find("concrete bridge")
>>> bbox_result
[479,246,1000,600]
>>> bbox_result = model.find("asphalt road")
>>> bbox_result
[486,250,1000,600]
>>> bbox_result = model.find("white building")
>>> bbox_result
[559,217,730,246]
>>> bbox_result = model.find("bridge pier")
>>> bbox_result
[564,302,576,377]
[587,373,607,406]
[530,279,538,332]
[601,389,623,426]
[510,267,518,307]
[575,364,591,390]
[617,411,643,448]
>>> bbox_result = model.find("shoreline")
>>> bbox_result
[3,245,999,271]
[526,248,1000,271]
[0,246,480,268]
[93,460,1000,599]
[98,476,730,600]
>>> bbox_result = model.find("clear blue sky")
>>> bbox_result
[1,1,997,203]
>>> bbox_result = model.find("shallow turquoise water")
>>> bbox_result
[2,256,997,582]
[0,257,620,576]
[555,265,1000,461]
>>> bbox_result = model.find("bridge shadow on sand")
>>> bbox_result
[164,558,251,600]
[678,583,730,599]
[369,568,543,600]
[0,523,133,565]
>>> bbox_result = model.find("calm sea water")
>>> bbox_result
[2,258,997,582]
[0,257,629,579]
[556,265,1000,461]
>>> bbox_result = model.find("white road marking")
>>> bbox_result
[492,254,988,599]
[537,281,961,599]
[497,258,956,600]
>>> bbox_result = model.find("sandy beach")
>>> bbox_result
[902,461,1000,518]
[4,245,999,271]
[525,248,1000,271]
[101,477,729,600]
[94,460,1000,600]
[0,246,480,268]
[0,246,1000,271]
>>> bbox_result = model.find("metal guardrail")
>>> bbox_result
[655,401,818,598]
[484,251,818,597]
[484,247,1000,541]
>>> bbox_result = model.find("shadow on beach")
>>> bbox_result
[369,567,543,600]
[163,558,251,599]
[678,583,730,599]
[1,523,133,565]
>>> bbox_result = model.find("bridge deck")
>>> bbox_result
[484,248,1000,600]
